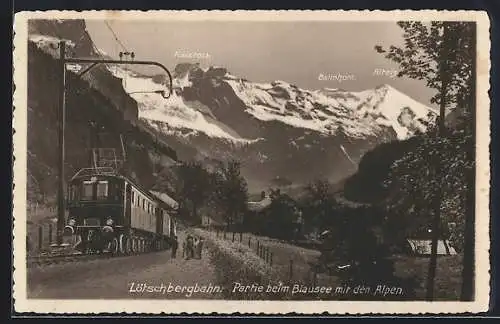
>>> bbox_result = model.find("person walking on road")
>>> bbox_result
[171,235,178,259]
[185,235,194,260]
[198,238,204,260]
[194,237,202,259]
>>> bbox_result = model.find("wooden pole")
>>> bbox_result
[38,226,43,251]
[56,41,67,246]
[48,223,53,245]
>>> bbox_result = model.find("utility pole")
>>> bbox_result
[54,43,173,246]
[56,41,66,245]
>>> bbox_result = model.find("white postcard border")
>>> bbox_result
[12,10,491,314]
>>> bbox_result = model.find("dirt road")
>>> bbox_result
[27,231,224,299]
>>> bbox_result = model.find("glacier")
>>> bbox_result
[108,64,437,143]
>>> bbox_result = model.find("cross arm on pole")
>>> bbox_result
[77,62,99,78]
[65,58,173,98]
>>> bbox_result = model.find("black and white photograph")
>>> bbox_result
[12,10,490,314]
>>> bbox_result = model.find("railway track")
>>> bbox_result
[27,252,115,268]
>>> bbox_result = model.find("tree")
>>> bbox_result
[302,179,338,231]
[375,21,476,300]
[456,23,476,301]
[212,160,249,231]
[175,161,212,224]
[264,189,300,240]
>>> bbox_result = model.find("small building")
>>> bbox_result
[405,239,457,256]
[201,215,225,227]
[247,196,272,213]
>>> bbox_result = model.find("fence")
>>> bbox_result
[212,228,320,285]
[27,203,57,222]
[27,222,57,254]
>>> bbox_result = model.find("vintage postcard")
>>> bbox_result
[12,10,491,314]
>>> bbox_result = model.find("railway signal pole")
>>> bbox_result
[55,40,173,245]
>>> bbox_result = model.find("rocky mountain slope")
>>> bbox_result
[27,19,178,203]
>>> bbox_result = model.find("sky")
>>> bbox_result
[85,20,437,108]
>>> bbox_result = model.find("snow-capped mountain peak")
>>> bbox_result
[110,63,436,143]
[224,75,436,140]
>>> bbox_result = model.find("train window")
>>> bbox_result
[82,181,94,200]
[84,218,100,226]
[142,198,145,210]
[131,191,135,204]
[96,181,108,199]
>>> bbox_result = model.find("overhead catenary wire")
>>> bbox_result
[101,21,133,88]
[102,20,133,164]
[94,21,172,98]
[103,20,128,80]
[104,20,128,52]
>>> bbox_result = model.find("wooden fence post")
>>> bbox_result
[232,232,235,242]
[48,223,53,245]
[257,240,260,253]
[38,226,43,251]
[289,259,294,280]
[270,252,273,266]
[223,231,226,240]
[239,232,243,242]
[248,237,251,247]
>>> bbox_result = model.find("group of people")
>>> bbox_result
[183,235,204,260]
[170,234,204,260]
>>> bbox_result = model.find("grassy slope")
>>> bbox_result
[198,228,463,300]
[393,255,463,300]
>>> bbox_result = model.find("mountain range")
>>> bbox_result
[113,62,438,191]
[26,19,438,195]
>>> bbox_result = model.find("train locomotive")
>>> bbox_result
[63,167,177,255]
